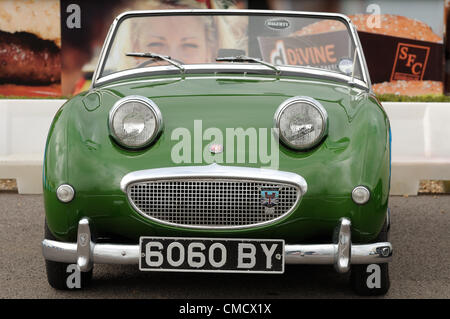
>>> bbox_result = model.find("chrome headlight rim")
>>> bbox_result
[273,96,328,151]
[56,184,75,203]
[108,95,163,149]
[352,185,371,205]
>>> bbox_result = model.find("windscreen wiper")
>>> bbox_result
[216,55,281,75]
[126,52,185,74]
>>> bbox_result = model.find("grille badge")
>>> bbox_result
[260,188,280,208]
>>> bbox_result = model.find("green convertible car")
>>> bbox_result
[42,9,392,295]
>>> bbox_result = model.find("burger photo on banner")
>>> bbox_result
[0,0,61,97]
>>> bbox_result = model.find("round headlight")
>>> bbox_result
[109,96,162,149]
[274,96,328,150]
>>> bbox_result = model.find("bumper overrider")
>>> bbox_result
[42,165,392,273]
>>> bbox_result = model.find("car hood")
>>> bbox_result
[76,73,376,170]
[65,74,386,195]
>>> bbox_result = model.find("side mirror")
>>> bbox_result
[338,58,354,76]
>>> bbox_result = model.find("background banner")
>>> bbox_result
[0,0,446,98]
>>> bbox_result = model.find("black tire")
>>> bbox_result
[44,220,93,290]
[350,219,390,296]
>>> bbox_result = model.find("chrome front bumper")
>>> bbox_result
[42,217,392,274]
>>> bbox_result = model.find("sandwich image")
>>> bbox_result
[0,0,61,97]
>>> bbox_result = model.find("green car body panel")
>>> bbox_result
[43,73,390,244]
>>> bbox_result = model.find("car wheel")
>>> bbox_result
[44,219,93,290]
[350,218,390,296]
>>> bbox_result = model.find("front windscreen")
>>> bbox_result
[101,13,363,80]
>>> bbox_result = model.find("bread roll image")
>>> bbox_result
[293,14,442,43]
[373,80,443,96]
[0,0,60,47]
[0,0,61,87]
[349,14,442,43]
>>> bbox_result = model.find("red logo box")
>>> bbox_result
[391,43,430,81]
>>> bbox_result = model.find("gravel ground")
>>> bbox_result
[0,193,449,299]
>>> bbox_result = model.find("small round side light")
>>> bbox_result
[352,186,370,205]
[56,184,75,203]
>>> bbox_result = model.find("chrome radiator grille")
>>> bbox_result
[128,179,300,228]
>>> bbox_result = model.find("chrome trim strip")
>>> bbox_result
[100,75,357,91]
[113,9,354,23]
[121,164,307,230]
[120,163,307,194]
[91,22,115,90]
[42,218,393,273]
[94,64,368,90]
[273,96,329,151]
[349,21,372,90]
[92,9,370,90]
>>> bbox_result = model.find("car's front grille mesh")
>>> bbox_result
[128,180,299,228]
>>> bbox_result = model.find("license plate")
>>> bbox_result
[139,237,285,274]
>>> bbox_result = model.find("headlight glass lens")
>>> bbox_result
[275,97,327,150]
[109,96,162,148]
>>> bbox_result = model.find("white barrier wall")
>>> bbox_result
[384,103,450,195]
[0,100,449,195]
[0,100,65,194]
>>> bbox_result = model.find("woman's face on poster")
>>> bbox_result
[133,16,212,64]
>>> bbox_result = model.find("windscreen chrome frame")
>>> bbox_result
[91,9,371,91]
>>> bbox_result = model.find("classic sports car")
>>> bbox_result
[42,9,392,295]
